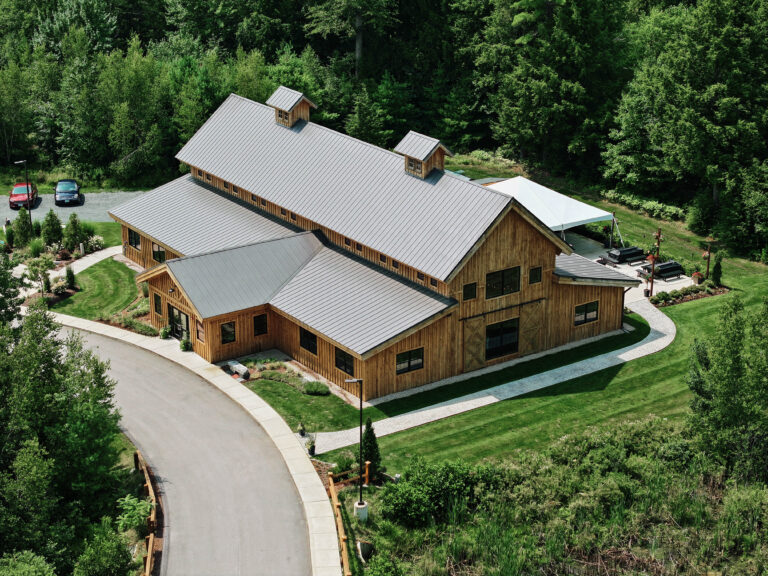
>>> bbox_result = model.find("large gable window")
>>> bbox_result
[335,348,355,376]
[574,301,599,326]
[300,327,317,355]
[152,243,166,263]
[486,318,519,360]
[128,229,141,250]
[396,348,424,375]
[486,267,520,299]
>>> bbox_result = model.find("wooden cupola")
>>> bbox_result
[266,86,317,127]
[394,131,454,179]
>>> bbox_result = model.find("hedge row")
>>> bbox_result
[601,190,687,221]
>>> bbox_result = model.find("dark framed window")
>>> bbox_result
[486,266,521,299]
[406,157,423,175]
[197,169,202,177]
[486,318,519,360]
[379,254,387,263]
[280,208,287,216]
[430,278,438,287]
[261,198,266,206]
[251,194,259,203]
[529,266,542,285]
[417,272,425,282]
[355,242,362,251]
[392,260,399,269]
[335,348,355,376]
[223,182,229,190]
[344,238,351,246]
[152,243,166,263]
[396,348,424,374]
[205,173,211,181]
[253,313,268,336]
[277,109,290,124]
[221,321,236,344]
[300,327,317,355]
[128,229,141,250]
[574,301,599,326]
[233,186,239,194]
[153,293,162,315]
[290,212,297,221]
[463,282,477,300]
[196,320,205,343]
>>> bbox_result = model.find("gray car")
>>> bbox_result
[54,179,84,206]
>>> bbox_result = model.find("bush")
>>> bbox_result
[13,209,32,246]
[718,485,768,554]
[64,213,84,251]
[335,450,356,473]
[381,478,433,527]
[65,265,76,289]
[600,190,686,221]
[41,209,63,248]
[0,551,56,576]
[303,381,330,395]
[4,227,14,249]
[73,518,135,576]
[32,220,41,237]
[362,417,382,477]
[366,555,405,576]
[42,272,51,294]
[711,251,723,286]
[159,325,170,339]
[116,495,152,537]
[141,281,149,297]
[179,338,191,351]
[28,237,44,258]
[686,194,714,235]
[87,235,104,252]
[52,280,67,296]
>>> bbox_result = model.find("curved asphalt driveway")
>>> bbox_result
[75,330,310,576]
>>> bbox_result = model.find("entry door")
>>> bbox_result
[463,316,485,372]
[519,301,543,355]
[168,305,190,341]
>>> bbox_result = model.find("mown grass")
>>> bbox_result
[50,258,138,319]
[89,221,122,247]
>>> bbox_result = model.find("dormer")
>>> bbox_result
[394,131,454,179]
[266,86,317,127]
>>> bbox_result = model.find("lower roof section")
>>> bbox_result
[554,253,641,287]
[109,174,297,256]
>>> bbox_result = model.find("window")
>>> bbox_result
[128,229,141,250]
[406,157,423,176]
[223,182,229,190]
[196,320,205,343]
[430,278,438,287]
[260,198,266,206]
[251,194,259,203]
[486,318,519,360]
[355,242,362,251]
[153,293,162,315]
[253,314,268,336]
[379,254,387,264]
[197,169,202,177]
[486,266,520,299]
[221,321,236,344]
[417,272,425,282]
[335,348,355,376]
[300,327,317,355]
[392,260,399,269]
[280,208,287,216]
[529,266,542,285]
[152,243,166,263]
[233,186,239,194]
[344,238,351,247]
[396,348,424,374]
[574,301,599,326]
[277,109,290,125]
[463,282,477,301]
[205,173,211,181]
[290,212,297,221]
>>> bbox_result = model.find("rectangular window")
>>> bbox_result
[290,212,297,221]
[335,348,355,376]
[463,282,477,301]
[529,266,542,285]
[205,173,211,181]
[430,278,438,287]
[223,182,229,190]
[355,243,362,251]
[574,301,599,326]
[486,318,519,360]
[196,320,204,343]
[153,293,162,315]
[396,348,424,375]
[251,194,259,203]
[417,272,425,282]
[406,157,423,175]
[280,208,287,216]
[379,254,387,264]
[128,229,141,250]
[253,313,268,336]
[260,198,266,206]
[197,169,203,177]
[233,186,238,194]
[392,260,399,269]
[300,327,317,355]
[485,266,521,299]
[152,243,166,263]
[221,321,236,344]
[344,238,351,246]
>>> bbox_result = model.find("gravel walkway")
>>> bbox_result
[314,299,676,454]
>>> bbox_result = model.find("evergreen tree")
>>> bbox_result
[41,210,62,250]
[63,213,83,252]
[0,252,22,325]
[13,209,32,247]
[0,550,56,576]
[345,86,387,147]
[361,417,381,478]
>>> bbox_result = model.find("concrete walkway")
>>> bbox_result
[314,298,676,454]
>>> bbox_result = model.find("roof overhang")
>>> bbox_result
[553,275,640,289]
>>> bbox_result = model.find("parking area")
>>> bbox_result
[0,191,146,223]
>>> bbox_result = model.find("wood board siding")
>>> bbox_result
[546,283,625,349]
[121,225,181,269]
[201,306,274,363]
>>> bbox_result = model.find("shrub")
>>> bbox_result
[42,272,51,294]
[159,325,170,339]
[13,209,32,246]
[116,495,152,537]
[669,289,682,300]
[718,484,768,554]
[381,478,433,527]
[64,213,83,251]
[600,190,686,221]
[711,251,723,286]
[73,518,135,576]
[32,220,41,237]
[87,235,104,252]
[41,209,63,249]
[362,417,382,477]
[4,227,14,249]
[366,555,405,576]
[0,551,56,576]
[28,237,44,258]
[303,381,330,395]
[52,280,67,296]
[335,450,356,473]
[81,221,96,241]
[179,338,192,351]
[686,194,714,235]
[65,265,76,289]
[141,281,149,297]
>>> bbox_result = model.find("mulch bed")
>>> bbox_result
[653,286,729,308]
[312,459,335,491]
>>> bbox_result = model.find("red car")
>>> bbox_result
[9,182,37,209]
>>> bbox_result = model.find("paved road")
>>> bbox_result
[74,330,310,576]
[1,191,145,223]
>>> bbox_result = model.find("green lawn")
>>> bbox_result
[88,221,122,247]
[50,258,138,319]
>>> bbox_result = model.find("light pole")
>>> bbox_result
[14,160,32,230]
[345,378,364,506]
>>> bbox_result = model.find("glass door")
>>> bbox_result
[168,304,190,341]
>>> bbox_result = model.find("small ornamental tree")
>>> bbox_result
[362,417,381,478]
[27,255,54,296]
[64,213,83,252]
[711,251,723,286]
[42,209,63,250]
[13,208,32,247]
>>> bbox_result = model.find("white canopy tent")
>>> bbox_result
[487,176,614,232]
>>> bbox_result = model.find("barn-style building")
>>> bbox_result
[110,86,638,400]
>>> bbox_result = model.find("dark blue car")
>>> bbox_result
[54,179,84,206]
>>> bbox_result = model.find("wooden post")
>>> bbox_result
[610,212,616,249]
[364,461,371,485]
[649,227,662,298]
[134,451,140,471]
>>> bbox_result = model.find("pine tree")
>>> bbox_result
[41,209,63,250]
[13,208,32,247]
[361,417,381,479]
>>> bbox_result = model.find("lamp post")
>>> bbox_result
[13,160,32,230]
[345,377,368,522]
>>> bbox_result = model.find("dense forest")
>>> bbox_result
[0,0,766,258]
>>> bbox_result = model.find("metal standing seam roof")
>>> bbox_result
[393,130,453,162]
[109,175,298,256]
[554,253,641,286]
[265,86,316,111]
[175,94,512,281]
[166,232,324,319]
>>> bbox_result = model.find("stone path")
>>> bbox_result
[313,298,676,454]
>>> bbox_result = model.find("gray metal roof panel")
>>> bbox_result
[265,86,314,111]
[109,175,297,256]
[176,95,510,280]
[394,130,441,161]
[554,253,641,286]
[166,232,322,318]
[270,246,455,355]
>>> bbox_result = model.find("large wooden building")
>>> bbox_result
[110,86,639,400]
